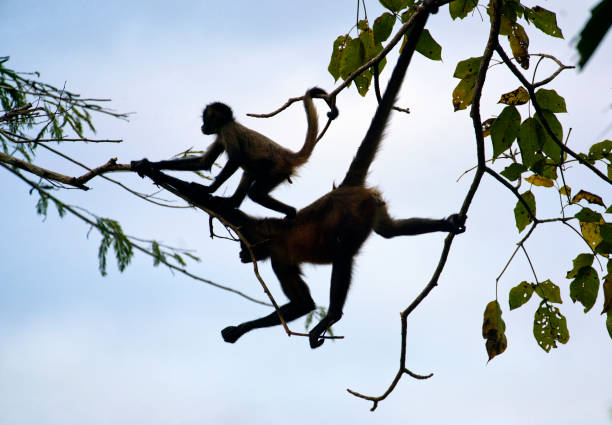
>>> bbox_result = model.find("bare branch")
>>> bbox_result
[347,0,496,410]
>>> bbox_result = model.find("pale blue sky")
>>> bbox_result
[1,1,611,424]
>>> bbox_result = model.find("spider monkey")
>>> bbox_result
[134,1,461,349]
[131,87,338,217]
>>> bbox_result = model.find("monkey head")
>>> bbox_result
[201,102,234,134]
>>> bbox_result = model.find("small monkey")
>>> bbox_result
[136,1,463,349]
[132,87,338,217]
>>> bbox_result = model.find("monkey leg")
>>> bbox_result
[221,261,315,343]
[373,206,456,238]
[247,179,297,217]
[309,254,354,349]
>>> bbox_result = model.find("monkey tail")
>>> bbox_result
[291,87,322,165]
[340,3,434,187]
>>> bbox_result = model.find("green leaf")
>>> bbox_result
[379,0,410,13]
[607,310,612,340]
[416,29,442,61]
[509,281,534,310]
[373,12,395,43]
[533,302,569,352]
[576,0,612,68]
[328,35,347,82]
[482,300,507,361]
[449,0,478,20]
[514,190,536,232]
[602,272,612,315]
[173,253,186,267]
[517,117,539,167]
[357,19,369,31]
[535,111,563,163]
[526,6,564,38]
[452,74,477,111]
[596,223,612,255]
[36,192,49,217]
[575,207,603,223]
[534,279,562,304]
[588,139,612,161]
[534,89,567,113]
[569,266,600,313]
[359,27,378,62]
[339,37,363,81]
[152,241,164,267]
[566,253,595,279]
[530,156,558,179]
[490,106,521,158]
[453,56,482,78]
[500,163,527,181]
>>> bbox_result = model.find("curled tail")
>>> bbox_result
[340,3,435,187]
[292,87,337,165]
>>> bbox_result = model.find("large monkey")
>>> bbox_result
[132,87,337,217]
[133,1,460,349]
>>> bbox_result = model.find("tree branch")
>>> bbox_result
[346,0,502,410]
[1,162,270,306]
[495,45,611,185]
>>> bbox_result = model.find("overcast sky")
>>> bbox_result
[1,1,611,424]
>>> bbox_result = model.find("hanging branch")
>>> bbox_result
[346,0,503,411]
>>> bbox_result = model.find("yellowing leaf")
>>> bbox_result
[509,24,530,69]
[559,185,571,198]
[498,86,530,105]
[482,118,495,137]
[525,174,554,187]
[580,219,604,251]
[452,75,477,111]
[572,189,605,207]
[482,301,507,361]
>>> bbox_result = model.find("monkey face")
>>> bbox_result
[202,102,233,134]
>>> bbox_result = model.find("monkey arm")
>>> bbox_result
[374,209,466,238]
[137,140,225,172]
[199,140,224,171]
[206,160,240,192]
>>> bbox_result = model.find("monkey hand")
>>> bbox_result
[446,213,467,234]
[221,324,246,343]
[130,158,154,178]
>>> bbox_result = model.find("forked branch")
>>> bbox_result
[346,0,503,410]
